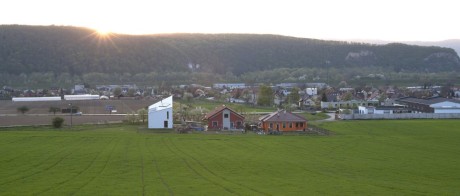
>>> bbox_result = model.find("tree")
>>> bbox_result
[288,88,300,105]
[127,88,136,97]
[321,92,328,102]
[257,85,273,106]
[49,106,60,115]
[241,89,251,103]
[125,112,138,124]
[343,92,353,101]
[183,92,193,102]
[52,117,64,128]
[113,87,122,97]
[17,106,29,115]
[137,108,148,123]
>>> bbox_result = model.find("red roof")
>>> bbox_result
[203,105,245,120]
[259,110,307,122]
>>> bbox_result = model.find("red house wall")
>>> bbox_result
[207,112,223,129]
[230,112,244,129]
[206,110,244,130]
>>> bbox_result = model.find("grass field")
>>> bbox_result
[1,120,460,195]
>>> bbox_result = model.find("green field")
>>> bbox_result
[1,120,460,195]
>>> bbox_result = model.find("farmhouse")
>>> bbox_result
[259,110,307,132]
[203,105,244,130]
[397,97,460,113]
[148,96,173,129]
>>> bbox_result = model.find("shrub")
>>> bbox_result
[52,117,65,128]
[17,106,30,114]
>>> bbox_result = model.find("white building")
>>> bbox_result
[431,101,460,114]
[12,97,61,102]
[305,88,317,96]
[64,94,100,101]
[213,83,246,89]
[148,96,173,129]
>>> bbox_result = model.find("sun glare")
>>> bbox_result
[96,29,111,36]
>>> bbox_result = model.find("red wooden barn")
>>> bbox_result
[203,105,245,130]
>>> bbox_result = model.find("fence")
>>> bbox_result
[340,113,460,120]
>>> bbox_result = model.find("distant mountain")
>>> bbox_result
[1,25,459,76]
[405,40,460,56]
[351,39,460,56]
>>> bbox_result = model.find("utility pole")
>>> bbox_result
[69,103,73,128]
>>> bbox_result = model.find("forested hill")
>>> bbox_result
[1,25,459,76]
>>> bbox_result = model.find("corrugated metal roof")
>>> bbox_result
[398,97,460,105]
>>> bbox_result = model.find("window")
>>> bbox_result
[269,123,273,128]
[236,121,242,128]
[167,111,169,119]
[230,122,234,128]
[289,122,292,128]
[224,114,229,118]
[164,121,168,128]
[282,122,286,128]
[212,121,218,127]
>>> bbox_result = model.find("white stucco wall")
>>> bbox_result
[431,101,460,114]
[148,96,173,129]
[148,108,172,128]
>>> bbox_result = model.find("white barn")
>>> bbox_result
[430,101,460,114]
[148,96,173,129]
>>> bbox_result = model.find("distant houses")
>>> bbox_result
[148,96,173,129]
[320,100,379,110]
[259,110,307,132]
[203,105,244,130]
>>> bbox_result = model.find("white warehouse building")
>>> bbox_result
[148,96,173,129]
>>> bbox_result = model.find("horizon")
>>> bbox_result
[1,0,459,42]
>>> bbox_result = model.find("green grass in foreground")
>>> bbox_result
[1,120,460,195]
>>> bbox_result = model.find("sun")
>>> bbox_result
[96,29,111,36]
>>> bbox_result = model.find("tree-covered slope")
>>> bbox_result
[1,25,459,76]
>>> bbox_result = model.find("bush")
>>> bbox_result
[52,117,65,128]
[17,106,30,114]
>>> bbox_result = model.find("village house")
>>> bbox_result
[259,110,307,132]
[203,105,244,130]
[148,96,173,129]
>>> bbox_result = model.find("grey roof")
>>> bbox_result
[397,97,460,106]
[259,110,307,122]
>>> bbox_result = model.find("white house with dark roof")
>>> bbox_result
[148,96,173,129]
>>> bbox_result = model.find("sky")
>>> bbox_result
[1,0,459,41]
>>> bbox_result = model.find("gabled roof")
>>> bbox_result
[259,110,307,122]
[203,105,245,120]
[148,96,173,111]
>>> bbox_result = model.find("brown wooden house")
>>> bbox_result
[259,110,307,132]
[203,105,245,130]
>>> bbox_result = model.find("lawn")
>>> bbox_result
[1,120,460,195]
